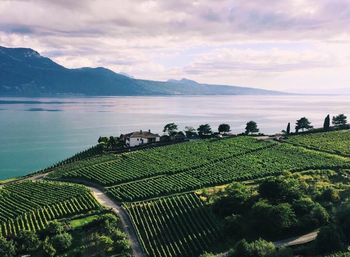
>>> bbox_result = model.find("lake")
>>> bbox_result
[1,95,349,179]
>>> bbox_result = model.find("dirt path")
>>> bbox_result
[217,230,319,256]
[89,187,145,257]
[274,230,319,247]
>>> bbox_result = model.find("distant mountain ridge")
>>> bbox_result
[0,46,286,96]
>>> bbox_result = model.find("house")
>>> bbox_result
[120,130,160,147]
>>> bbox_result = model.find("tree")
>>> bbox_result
[295,117,313,132]
[315,225,344,254]
[16,230,40,252]
[45,221,65,235]
[96,234,113,253]
[42,239,56,257]
[98,136,109,144]
[51,232,72,252]
[114,239,131,253]
[197,124,212,136]
[0,237,16,257]
[184,126,197,138]
[230,238,276,257]
[218,124,231,134]
[245,121,259,135]
[108,136,118,148]
[332,114,347,128]
[323,114,330,131]
[286,122,290,135]
[163,123,178,136]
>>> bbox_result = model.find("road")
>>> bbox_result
[217,230,319,257]
[89,186,145,257]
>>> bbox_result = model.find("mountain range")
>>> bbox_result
[0,46,286,96]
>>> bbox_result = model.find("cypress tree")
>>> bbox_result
[286,122,290,134]
[323,114,330,131]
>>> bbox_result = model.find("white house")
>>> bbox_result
[120,130,160,147]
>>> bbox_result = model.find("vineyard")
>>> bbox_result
[286,130,350,156]
[0,181,101,237]
[48,137,275,185]
[124,193,220,257]
[108,143,350,201]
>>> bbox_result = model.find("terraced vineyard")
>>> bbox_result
[108,143,350,201]
[0,181,101,237]
[48,137,274,185]
[124,193,219,257]
[286,130,350,156]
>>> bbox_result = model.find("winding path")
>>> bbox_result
[88,187,145,257]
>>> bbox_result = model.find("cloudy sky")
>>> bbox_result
[1,0,350,93]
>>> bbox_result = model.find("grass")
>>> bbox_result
[69,214,99,229]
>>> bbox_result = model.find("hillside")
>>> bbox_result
[0,46,285,96]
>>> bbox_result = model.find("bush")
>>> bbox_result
[16,230,40,252]
[42,239,56,257]
[45,220,65,235]
[50,232,72,251]
[315,225,344,254]
[229,238,276,257]
[114,239,131,253]
[0,237,16,257]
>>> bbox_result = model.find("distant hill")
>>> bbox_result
[0,46,286,96]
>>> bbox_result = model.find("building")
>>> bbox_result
[120,130,160,147]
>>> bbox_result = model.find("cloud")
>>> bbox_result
[0,0,350,93]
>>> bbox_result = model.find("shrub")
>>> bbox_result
[50,232,73,251]
[0,237,16,257]
[16,230,40,252]
[229,238,276,257]
[315,225,344,254]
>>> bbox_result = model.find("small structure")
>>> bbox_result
[120,130,160,147]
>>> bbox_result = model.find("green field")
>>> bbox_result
[286,130,350,156]
[124,193,219,257]
[0,181,101,237]
[48,137,274,185]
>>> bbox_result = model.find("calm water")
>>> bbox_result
[1,95,349,179]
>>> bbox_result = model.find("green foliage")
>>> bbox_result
[0,181,100,238]
[218,123,231,133]
[286,130,350,156]
[333,114,347,128]
[163,123,178,135]
[124,193,219,257]
[197,124,212,136]
[0,237,16,257]
[46,221,65,235]
[16,230,39,252]
[50,232,72,252]
[245,121,259,134]
[114,238,131,253]
[295,117,313,132]
[229,239,276,257]
[315,225,344,254]
[42,238,56,257]
[324,115,330,131]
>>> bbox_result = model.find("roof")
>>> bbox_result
[122,131,160,139]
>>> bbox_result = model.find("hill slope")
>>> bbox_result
[0,46,285,96]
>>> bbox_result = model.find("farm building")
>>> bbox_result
[120,130,160,147]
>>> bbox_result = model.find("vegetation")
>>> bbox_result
[324,114,331,131]
[245,121,259,134]
[163,123,178,136]
[124,193,219,257]
[0,181,101,237]
[218,123,231,134]
[48,137,274,185]
[333,114,348,128]
[286,130,350,156]
[295,117,313,132]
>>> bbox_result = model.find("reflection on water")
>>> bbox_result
[1,95,349,179]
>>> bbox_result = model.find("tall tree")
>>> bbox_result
[332,114,347,128]
[323,114,330,131]
[286,122,291,134]
[184,126,197,138]
[218,124,231,134]
[163,123,178,136]
[245,121,259,135]
[295,117,313,132]
[197,124,212,136]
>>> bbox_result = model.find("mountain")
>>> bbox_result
[0,46,286,96]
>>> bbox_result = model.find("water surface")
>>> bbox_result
[1,95,349,179]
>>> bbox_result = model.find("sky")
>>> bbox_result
[1,0,350,93]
